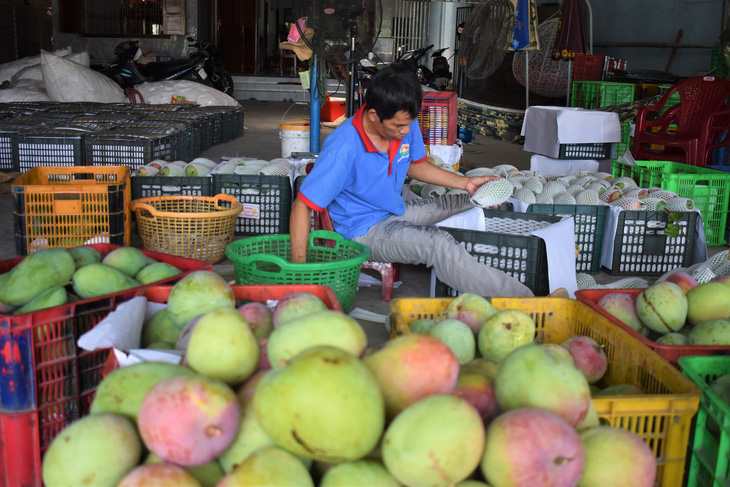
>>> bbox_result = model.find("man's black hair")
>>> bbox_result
[364,65,422,122]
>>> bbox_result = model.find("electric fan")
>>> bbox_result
[458,0,514,80]
[298,0,382,117]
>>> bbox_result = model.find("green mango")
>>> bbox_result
[101,247,148,277]
[72,263,141,299]
[135,262,182,285]
[14,286,68,315]
[68,246,102,270]
[142,308,182,347]
[0,248,75,307]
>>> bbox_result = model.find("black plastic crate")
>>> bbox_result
[85,129,179,169]
[558,142,614,159]
[131,175,213,199]
[604,210,699,275]
[212,174,291,236]
[527,204,609,274]
[141,113,207,156]
[433,210,560,297]
[16,128,89,172]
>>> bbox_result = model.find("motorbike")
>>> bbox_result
[100,38,234,95]
[393,44,452,91]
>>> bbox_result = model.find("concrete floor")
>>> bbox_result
[0,99,726,347]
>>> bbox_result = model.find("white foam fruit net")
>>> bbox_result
[483,217,552,236]
[512,18,570,98]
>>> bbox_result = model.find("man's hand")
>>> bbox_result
[464,175,500,196]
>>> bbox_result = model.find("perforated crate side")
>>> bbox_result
[527,203,609,274]
[212,174,292,236]
[131,175,213,199]
[16,130,87,172]
[432,211,560,297]
[558,142,614,160]
[0,132,18,172]
[85,131,177,169]
[605,210,698,276]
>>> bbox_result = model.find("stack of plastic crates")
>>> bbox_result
[15,127,90,172]
[571,81,635,109]
[572,54,606,81]
[12,166,131,255]
[86,127,181,170]
[613,160,730,246]
[418,91,457,146]
[679,356,730,487]
[0,245,211,487]
[432,210,560,297]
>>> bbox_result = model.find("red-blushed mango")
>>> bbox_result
[363,333,459,419]
[254,346,385,462]
[144,453,224,487]
[382,395,486,486]
[560,336,608,384]
[597,292,645,334]
[218,446,314,487]
[481,408,584,487]
[117,463,200,487]
[445,293,498,334]
[137,375,240,466]
[42,413,142,487]
[452,369,498,423]
[665,271,698,294]
[578,426,657,487]
[238,301,274,339]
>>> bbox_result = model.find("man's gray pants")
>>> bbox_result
[352,194,534,298]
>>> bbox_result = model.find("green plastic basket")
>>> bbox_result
[678,356,730,487]
[613,160,730,246]
[570,81,635,109]
[225,230,370,313]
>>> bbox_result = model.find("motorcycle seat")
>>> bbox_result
[145,58,202,78]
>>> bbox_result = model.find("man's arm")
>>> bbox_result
[290,197,312,263]
[407,162,498,195]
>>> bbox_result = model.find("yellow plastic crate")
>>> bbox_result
[12,166,131,255]
[389,297,702,487]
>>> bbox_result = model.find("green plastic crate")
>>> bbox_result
[212,174,291,236]
[613,160,730,246]
[613,121,632,162]
[527,204,609,274]
[679,356,730,487]
[604,210,699,276]
[433,210,560,297]
[131,175,213,199]
[571,81,635,109]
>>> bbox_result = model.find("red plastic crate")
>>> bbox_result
[575,288,730,365]
[0,246,212,487]
[418,91,457,146]
[573,54,606,81]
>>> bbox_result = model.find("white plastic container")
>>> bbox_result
[279,121,310,158]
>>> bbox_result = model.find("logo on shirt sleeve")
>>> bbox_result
[399,144,410,156]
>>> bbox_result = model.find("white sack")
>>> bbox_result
[10,64,43,84]
[40,50,127,103]
[136,80,240,107]
[0,47,72,84]
[0,85,51,102]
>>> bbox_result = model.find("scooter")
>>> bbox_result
[393,45,452,90]
[101,38,233,95]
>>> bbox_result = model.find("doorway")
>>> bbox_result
[215,0,257,74]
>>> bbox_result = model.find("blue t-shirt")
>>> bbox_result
[299,104,427,239]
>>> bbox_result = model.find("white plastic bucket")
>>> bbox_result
[279,121,310,158]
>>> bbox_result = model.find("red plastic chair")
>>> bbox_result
[312,208,400,303]
[631,76,730,165]
[700,101,730,165]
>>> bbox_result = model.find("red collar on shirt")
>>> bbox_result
[352,104,403,176]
